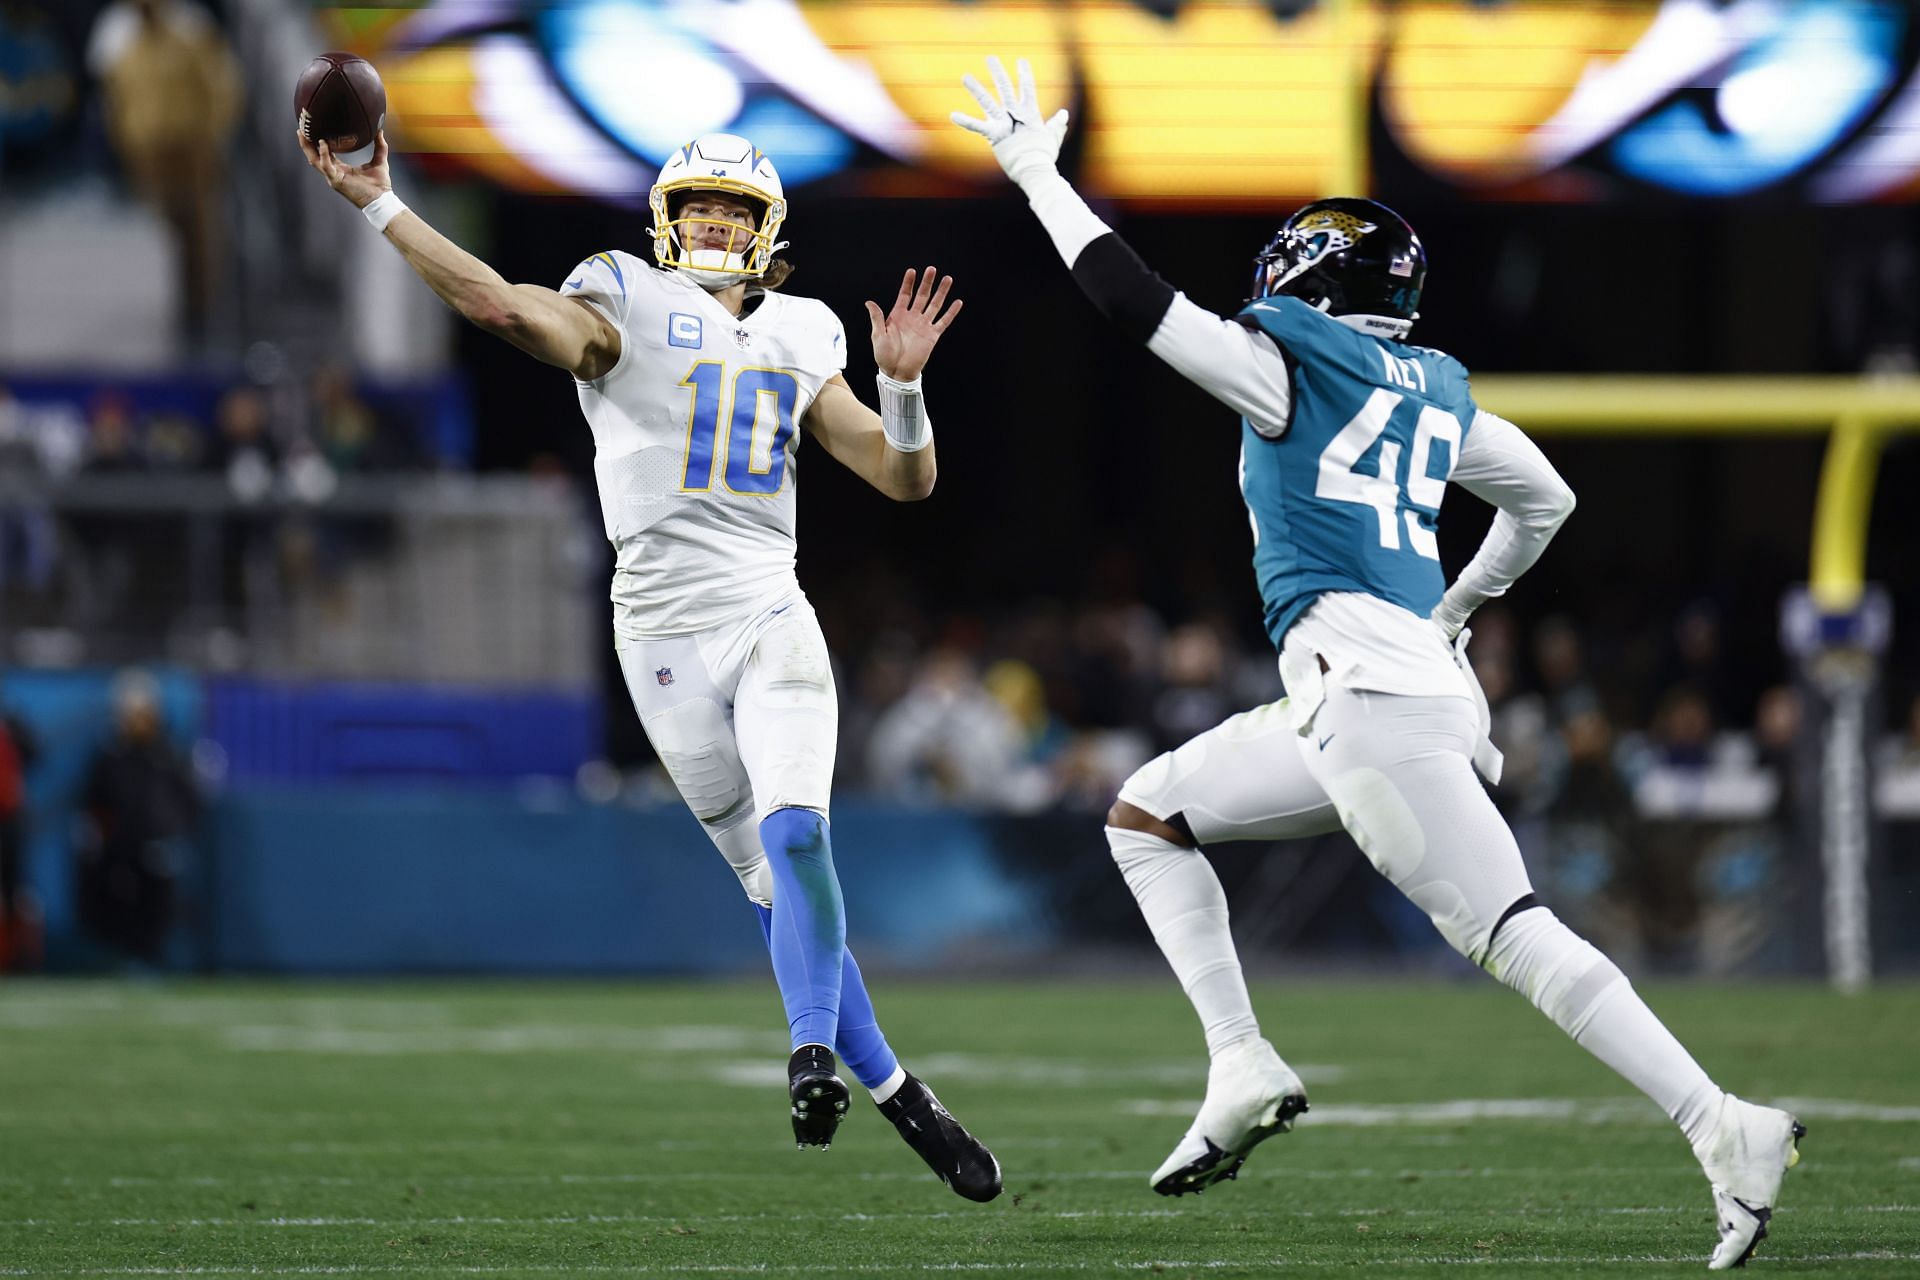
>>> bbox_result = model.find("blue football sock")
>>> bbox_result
[833,945,899,1090]
[759,807,845,1052]
[751,903,899,1091]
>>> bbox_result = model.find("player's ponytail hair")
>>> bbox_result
[761,257,794,290]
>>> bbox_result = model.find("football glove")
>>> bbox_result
[951,56,1070,189]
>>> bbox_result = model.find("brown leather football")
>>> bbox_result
[294,52,386,154]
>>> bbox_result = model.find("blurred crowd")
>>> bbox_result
[0,367,431,659]
[0,365,424,488]
[810,583,1839,820]
[799,583,1920,970]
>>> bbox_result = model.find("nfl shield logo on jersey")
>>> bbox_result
[732,326,752,351]
[655,667,674,687]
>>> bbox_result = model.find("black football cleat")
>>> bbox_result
[789,1045,851,1149]
[878,1072,1002,1202]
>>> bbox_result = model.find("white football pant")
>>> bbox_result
[1120,686,1531,963]
[615,594,838,907]
[1115,681,1722,1146]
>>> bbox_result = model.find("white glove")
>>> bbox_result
[951,55,1070,189]
[1446,626,1506,786]
[1429,599,1470,643]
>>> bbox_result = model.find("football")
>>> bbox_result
[294,52,386,154]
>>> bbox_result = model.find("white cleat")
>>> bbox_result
[1695,1094,1806,1270]
[1150,1038,1308,1196]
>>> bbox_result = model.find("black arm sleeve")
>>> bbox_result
[1070,232,1179,346]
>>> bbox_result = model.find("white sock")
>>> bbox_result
[1487,908,1723,1148]
[869,1064,908,1105]
[1107,825,1260,1057]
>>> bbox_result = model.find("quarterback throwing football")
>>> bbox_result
[956,58,1800,1267]
[300,127,999,1201]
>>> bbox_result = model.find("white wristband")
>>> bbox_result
[362,190,408,234]
[876,371,931,453]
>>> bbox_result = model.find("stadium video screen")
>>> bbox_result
[325,0,1920,206]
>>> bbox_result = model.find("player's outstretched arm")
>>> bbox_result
[299,129,619,381]
[804,266,961,502]
[952,57,1292,431]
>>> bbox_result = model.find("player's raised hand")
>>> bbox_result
[298,126,392,210]
[866,266,962,383]
[951,55,1069,187]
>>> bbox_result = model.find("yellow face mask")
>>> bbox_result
[649,176,788,285]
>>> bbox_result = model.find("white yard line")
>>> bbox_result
[1124,1095,1920,1126]
[0,1160,1885,1189]
[5,1253,1920,1275]
[2,1205,1909,1231]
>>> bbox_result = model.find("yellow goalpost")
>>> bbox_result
[1473,375,1920,990]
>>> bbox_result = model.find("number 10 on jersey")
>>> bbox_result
[679,362,800,495]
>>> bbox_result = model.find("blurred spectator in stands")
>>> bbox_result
[0,705,41,973]
[1657,600,1741,729]
[1479,635,1556,816]
[87,0,241,347]
[1877,695,1920,820]
[982,657,1069,812]
[1067,551,1162,730]
[75,670,199,965]
[1648,684,1716,768]
[203,387,282,631]
[1752,686,1801,771]
[838,634,917,788]
[0,3,79,183]
[867,646,1023,806]
[69,390,157,638]
[984,657,1068,765]
[1147,621,1234,754]
[310,363,415,472]
[206,386,278,500]
[81,390,144,473]
[0,383,84,480]
[1558,704,1628,815]
[143,409,205,472]
[0,384,61,605]
[1048,727,1154,814]
[1534,614,1601,725]
[1752,684,1805,827]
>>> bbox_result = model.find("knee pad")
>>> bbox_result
[1485,907,1626,1039]
[708,812,772,907]
[1323,765,1481,960]
[1118,751,1181,822]
[646,702,749,824]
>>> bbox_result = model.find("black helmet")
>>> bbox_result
[1251,197,1426,322]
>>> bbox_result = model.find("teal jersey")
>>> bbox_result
[1236,295,1478,649]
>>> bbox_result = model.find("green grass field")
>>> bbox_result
[2,977,1916,1278]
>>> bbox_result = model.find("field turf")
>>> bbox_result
[2,978,1916,1277]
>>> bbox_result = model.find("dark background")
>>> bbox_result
[461,184,1920,760]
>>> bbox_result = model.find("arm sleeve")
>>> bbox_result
[1147,296,1294,436]
[1021,171,1292,431]
[1433,408,1578,635]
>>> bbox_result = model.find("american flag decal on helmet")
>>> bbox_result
[656,667,675,687]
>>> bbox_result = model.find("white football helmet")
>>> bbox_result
[648,133,788,289]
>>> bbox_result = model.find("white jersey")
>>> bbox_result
[563,250,847,638]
